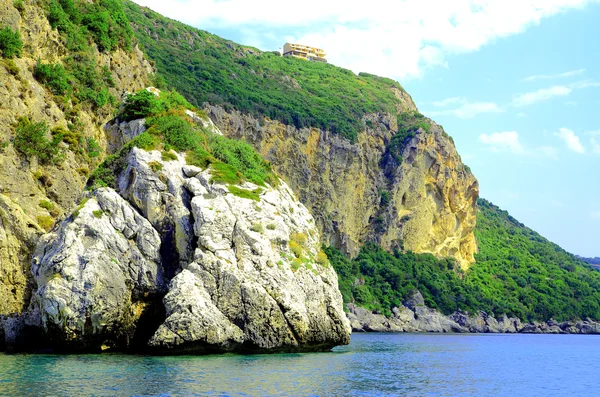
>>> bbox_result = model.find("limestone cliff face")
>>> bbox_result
[207,105,479,268]
[0,0,153,315]
[4,146,350,352]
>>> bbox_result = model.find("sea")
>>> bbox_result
[0,333,598,396]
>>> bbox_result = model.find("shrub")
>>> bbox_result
[92,210,104,218]
[0,27,23,58]
[121,90,161,121]
[37,215,55,232]
[161,150,178,161]
[316,250,329,266]
[3,59,19,75]
[13,117,63,165]
[290,232,307,247]
[266,223,276,230]
[289,240,303,258]
[148,160,162,172]
[13,0,24,12]
[34,61,70,96]
[87,137,101,158]
[291,258,302,272]
[250,222,264,233]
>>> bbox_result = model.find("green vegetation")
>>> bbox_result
[2,59,20,75]
[36,215,55,232]
[13,0,24,12]
[125,1,412,143]
[250,222,264,233]
[329,199,600,321]
[46,0,132,53]
[13,117,63,165]
[34,0,136,110]
[161,150,178,161]
[148,160,162,172]
[88,89,276,191]
[227,185,263,201]
[0,26,23,58]
[92,209,104,218]
[386,111,431,164]
[34,61,70,96]
[39,200,60,217]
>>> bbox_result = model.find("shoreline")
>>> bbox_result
[346,292,600,335]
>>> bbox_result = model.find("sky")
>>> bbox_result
[132,0,600,257]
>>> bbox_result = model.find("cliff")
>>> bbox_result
[208,106,478,269]
[0,0,153,315]
[125,1,480,268]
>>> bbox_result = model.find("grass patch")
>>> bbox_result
[92,209,104,218]
[36,215,54,232]
[148,160,163,172]
[227,185,262,201]
[250,222,264,233]
[161,150,178,161]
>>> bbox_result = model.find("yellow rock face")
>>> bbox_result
[207,103,479,269]
[0,0,154,315]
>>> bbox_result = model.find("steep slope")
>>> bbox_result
[329,199,600,323]
[124,1,479,268]
[0,0,153,315]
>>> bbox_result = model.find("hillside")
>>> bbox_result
[329,199,600,322]
[124,0,479,267]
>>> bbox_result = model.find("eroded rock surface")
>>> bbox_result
[207,105,478,268]
[4,147,350,352]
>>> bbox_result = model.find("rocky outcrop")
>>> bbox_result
[347,291,600,334]
[207,105,478,268]
[3,146,350,352]
[23,188,165,351]
[0,0,154,316]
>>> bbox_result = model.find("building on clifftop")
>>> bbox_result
[282,43,327,63]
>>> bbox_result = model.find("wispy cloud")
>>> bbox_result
[521,68,585,82]
[479,131,558,158]
[591,137,600,155]
[511,80,600,107]
[480,131,525,154]
[425,98,503,119]
[555,128,585,153]
[132,0,600,80]
[511,86,572,107]
[431,97,464,107]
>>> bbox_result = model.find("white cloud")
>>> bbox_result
[131,0,600,79]
[516,112,528,118]
[592,211,600,220]
[480,131,525,154]
[511,86,572,107]
[555,128,585,153]
[521,68,585,82]
[425,98,503,119]
[432,97,464,107]
[479,132,558,158]
[591,137,600,154]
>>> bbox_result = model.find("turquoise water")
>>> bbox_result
[1,333,599,396]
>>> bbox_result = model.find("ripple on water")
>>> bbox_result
[1,333,600,396]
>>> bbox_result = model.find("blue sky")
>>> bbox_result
[133,0,600,257]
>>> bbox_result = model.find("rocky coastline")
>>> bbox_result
[347,292,600,334]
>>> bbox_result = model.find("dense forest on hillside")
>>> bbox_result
[329,199,600,322]
[124,1,411,142]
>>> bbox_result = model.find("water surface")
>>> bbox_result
[1,333,598,396]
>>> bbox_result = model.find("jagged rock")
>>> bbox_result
[105,119,147,154]
[207,104,479,268]
[26,188,165,351]
[129,150,351,352]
